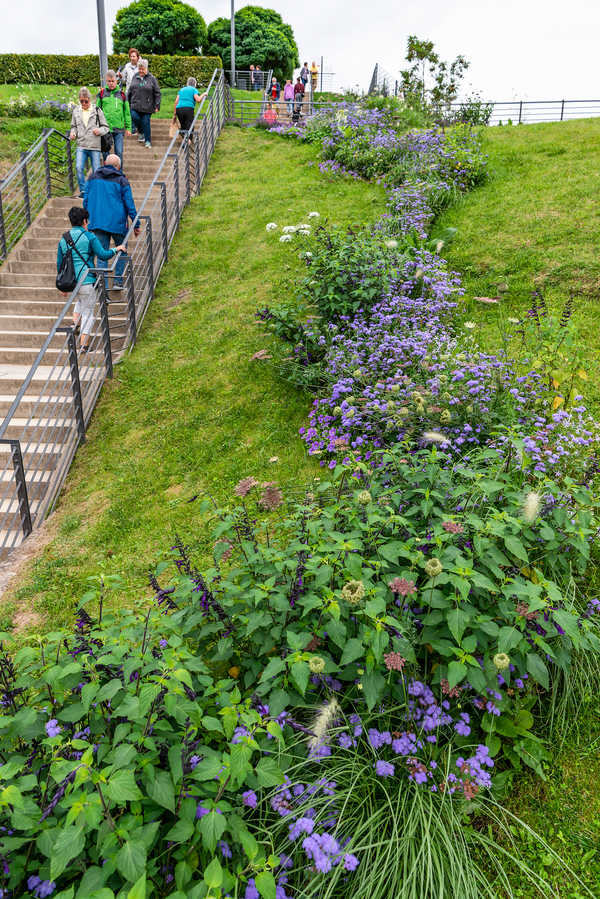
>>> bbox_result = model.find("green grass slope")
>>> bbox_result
[433,118,600,413]
[5,126,384,629]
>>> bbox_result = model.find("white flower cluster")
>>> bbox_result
[266,214,318,242]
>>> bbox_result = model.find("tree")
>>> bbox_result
[400,36,468,112]
[206,6,299,82]
[112,0,208,56]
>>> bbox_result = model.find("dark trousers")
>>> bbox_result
[176,107,195,132]
[94,229,127,288]
[131,109,151,142]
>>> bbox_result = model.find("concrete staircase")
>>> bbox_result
[0,119,179,557]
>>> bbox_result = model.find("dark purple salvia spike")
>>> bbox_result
[39,768,80,822]
[289,507,310,608]
[148,570,178,612]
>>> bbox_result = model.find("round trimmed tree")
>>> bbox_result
[112,0,208,56]
[206,5,299,82]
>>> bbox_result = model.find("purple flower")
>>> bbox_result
[45,719,61,738]
[189,755,201,770]
[374,759,395,777]
[219,840,232,859]
[242,789,258,809]
[289,817,315,840]
[245,879,260,899]
[27,878,56,898]
[343,853,359,871]
[195,805,209,819]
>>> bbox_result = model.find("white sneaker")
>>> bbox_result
[138,135,145,142]
[145,141,152,148]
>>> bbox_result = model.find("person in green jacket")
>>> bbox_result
[97,70,132,163]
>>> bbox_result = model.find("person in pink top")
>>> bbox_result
[283,79,295,115]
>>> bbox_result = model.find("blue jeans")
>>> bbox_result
[76,148,101,195]
[105,129,124,163]
[94,229,127,288]
[131,109,151,143]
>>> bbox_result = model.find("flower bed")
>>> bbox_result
[1,103,599,898]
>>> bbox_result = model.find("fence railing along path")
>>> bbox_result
[0,68,231,560]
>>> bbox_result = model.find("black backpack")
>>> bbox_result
[56,232,89,292]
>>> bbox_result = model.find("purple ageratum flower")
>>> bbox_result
[289,817,315,840]
[159,639,168,648]
[242,789,258,808]
[368,728,391,749]
[343,853,359,871]
[338,732,355,749]
[374,759,395,777]
[45,719,61,738]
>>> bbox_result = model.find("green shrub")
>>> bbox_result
[0,54,222,88]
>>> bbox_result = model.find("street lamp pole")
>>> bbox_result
[96,0,108,86]
[230,0,236,88]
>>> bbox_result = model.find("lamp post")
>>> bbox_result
[96,0,108,86]
[230,0,236,88]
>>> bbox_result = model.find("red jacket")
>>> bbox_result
[294,82,305,96]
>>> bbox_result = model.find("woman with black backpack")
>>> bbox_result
[56,207,126,352]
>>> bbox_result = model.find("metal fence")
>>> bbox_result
[447,99,600,126]
[0,68,230,557]
[0,129,74,263]
[229,97,333,126]
[226,68,272,93]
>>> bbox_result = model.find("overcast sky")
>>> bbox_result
[2,0,599,100]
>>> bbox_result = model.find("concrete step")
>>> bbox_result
[0,300,128,316]
[1,416,76,443]
[0,393,71,416]
[0,342,122,365]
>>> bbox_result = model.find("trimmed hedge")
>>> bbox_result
[0,54,222,88]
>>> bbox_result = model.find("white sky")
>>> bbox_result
[2,0,600,100]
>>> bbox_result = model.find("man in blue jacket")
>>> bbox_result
[83,154,139,290]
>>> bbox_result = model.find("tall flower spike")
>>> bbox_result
[307,698,340,754]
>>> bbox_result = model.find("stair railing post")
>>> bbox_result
[0,192,6,261]
[66,138,75,193]
[43,132,52,199]
[168,154,180,219]
[139,214,154,301]
[184,137,191,205]
[125,256,137,346]
[0,439,33,538]
[155,182,169,258]
[57,325,86,444]
[20,153,31,227]
[97,276,113,378]
[194,127,201,194]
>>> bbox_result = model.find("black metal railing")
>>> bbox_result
[0,69,229,557]
[0,128,74,262]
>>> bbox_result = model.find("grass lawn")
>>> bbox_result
[433,118,600,415]
[4,125,385,631]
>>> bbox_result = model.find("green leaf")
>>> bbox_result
[447,660,468,690]
[526,652,549,689]
[326,619,347,649]
[362,670,385,710]
[497,626,523,654]
[256,757,286,787]
[116,840,147,884]
[447,608,469,644]
[106,769,143,803]
[286,630,311,651]
[173,668,193,689]
[166,818,194,843]
[255,871,277,899]
[203,857,223,889]
[259,657,286,683]
[238,828,259,861]
[199,809,227,852]
[229,743,253,785]
[364,597,386,617]
[50,825,85,880]
[148,770,175,812]
[290,661,309,696]
[552,609,581,641]
[378,541,408,564]
[340,638,364,667]
[504,536,529,562]
[127,874,146,899]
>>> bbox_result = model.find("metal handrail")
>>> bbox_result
[0,127,70,192]
[0,69,229,553]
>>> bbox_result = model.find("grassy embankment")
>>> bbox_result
[3,115,600,895]
[433,119,600,897]
[2,126,385,630]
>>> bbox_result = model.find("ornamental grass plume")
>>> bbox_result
[422,431,449,445]
[307,697,340,754]
[523,491,542,524]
